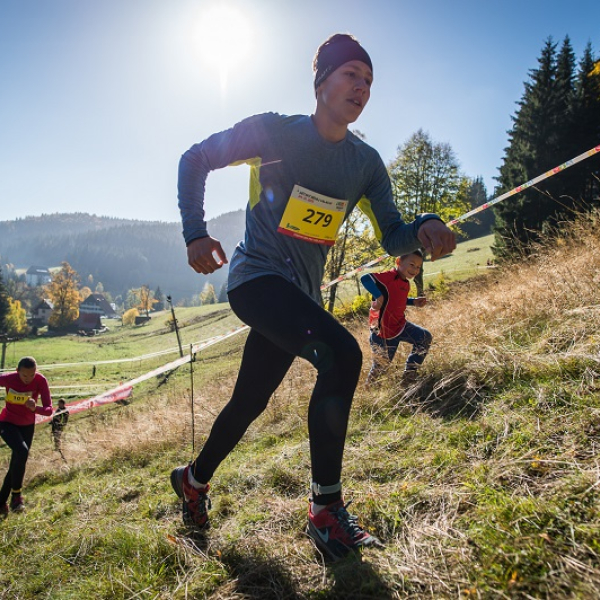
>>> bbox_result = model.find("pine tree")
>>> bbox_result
[494,38,561,257]
[571,43,600,206]
[154,286,165,311]
[218,282,228,303]
[494,37,599,259]
[460,177,493,239]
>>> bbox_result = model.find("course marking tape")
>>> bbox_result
[321,144,600,288]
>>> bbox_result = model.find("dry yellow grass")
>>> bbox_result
[3,211,600,599]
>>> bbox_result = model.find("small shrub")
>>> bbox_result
[333,293,371,321]
[122,307,139,326]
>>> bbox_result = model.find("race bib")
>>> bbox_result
[6,389,33,405]
[277,184,347,246]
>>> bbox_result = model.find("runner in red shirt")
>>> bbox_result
[0,356,53,516]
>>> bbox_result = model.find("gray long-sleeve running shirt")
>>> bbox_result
[178,112,440,302]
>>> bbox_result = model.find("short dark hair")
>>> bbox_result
[17,356,37,370]
[399,249,424,261]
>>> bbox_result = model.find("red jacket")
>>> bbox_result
[0,371,53,426]
[365,269,411,339]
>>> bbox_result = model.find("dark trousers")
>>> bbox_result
[368,321,432,381]
[191,276,362,499]
[0,422,35,505]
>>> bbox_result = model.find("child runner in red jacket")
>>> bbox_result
[361,250,432,386]
[0,356,53,516]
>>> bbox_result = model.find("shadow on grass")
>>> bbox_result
[218,544,395,600]
[392,370,488,420]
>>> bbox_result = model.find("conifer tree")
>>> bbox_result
[571,43,600,206]
[460,177,493,239]
[494,38,562,257]
[494,37,599,259]
[153,286,165,311]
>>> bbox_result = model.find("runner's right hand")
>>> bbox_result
[187,236,228,274]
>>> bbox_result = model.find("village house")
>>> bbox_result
[76,292,118,332]
[78,293,118,319]
[31,299,54,326]
[25,266,52,287]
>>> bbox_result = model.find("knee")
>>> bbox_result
[302,335,362,376]
[341,335,362,373]
[423,330,433,347]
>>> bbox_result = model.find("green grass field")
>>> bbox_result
[3,223,600,598]
[2,304,245,401]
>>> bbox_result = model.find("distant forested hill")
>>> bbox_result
[0,211,245,301]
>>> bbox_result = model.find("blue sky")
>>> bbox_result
[1,0,598,225]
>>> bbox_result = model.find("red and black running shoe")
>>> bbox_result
[306,499,380,561]
[170,465,211,529]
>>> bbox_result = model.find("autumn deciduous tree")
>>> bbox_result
[323,210,378,313]
[46,262,80,329]
[0,267,9,334]
[388,129,471,224]
[4,298,28,337]
[79,286,93,301]
[138,284,158,316]
[200,283,217,305]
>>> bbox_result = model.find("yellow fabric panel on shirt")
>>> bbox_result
[357,195,383,241]
[228,157,263,210]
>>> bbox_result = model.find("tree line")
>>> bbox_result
[494,37,600,257]
[0,211,245,308]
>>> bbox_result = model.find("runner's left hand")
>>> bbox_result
[417,220,456,261]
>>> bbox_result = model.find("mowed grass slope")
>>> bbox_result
[2,305,245,400]
[1,218,600,598]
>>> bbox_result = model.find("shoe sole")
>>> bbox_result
[170,467,185,498]
[170,467,192,525]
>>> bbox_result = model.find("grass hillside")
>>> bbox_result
[1,215,600,599]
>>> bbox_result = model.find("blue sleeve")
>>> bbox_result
[360,274,382,298]
[406,298,415,306]
[178,113,278,245]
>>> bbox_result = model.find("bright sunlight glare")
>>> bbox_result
[197,5,253,74]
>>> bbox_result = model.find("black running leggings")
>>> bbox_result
[0,422,35,505]
[191,275,362,497]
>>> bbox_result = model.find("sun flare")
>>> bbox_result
[197,5,253,74]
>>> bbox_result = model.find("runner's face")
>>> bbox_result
[18,367,36,385]
[317,60,372,125]
[396,255,423,280]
